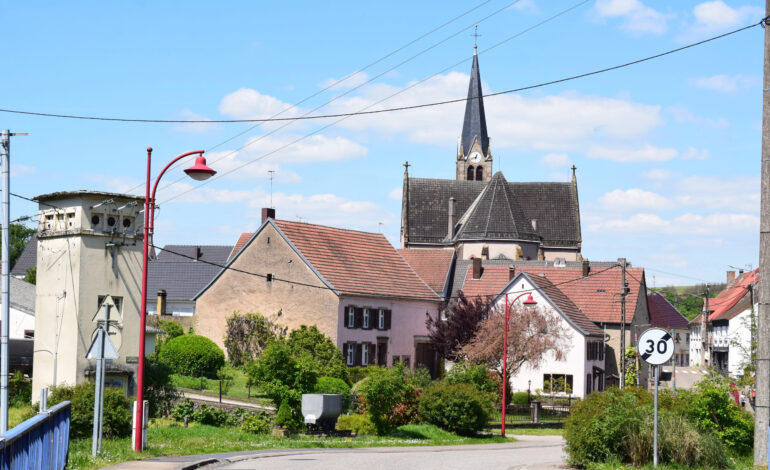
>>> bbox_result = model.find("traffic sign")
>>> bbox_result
[638,327,674,366]
[86,328,119,360]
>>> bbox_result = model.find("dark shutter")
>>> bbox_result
[384,309,392,330]
[369,344,377,365]
[355,343,363,366]
[355,308,363,329]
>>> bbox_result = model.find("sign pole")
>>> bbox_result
[653,364,659,468]
[638,327,673,468]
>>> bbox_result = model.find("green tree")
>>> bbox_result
[23,267,35,285]
[358,364,415,435]
[224,311,286,366]
[286,325,349,384]
[3,223,35,270]
[246,340,318,411]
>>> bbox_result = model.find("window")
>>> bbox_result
[401,355,410,369]
[378,309,385,329]
[475,166,483,181]
[363,308,370,329]
[347,307,355,328]
[97,295,123,316]
[346,344,355,366]
[467,166,475,180]
[377,341,387,366]
[587,342,604,361]
[542,374,573,394]
[23,330,34,339]
[362,344,369,365]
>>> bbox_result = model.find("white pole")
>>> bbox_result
[0,129,10,433]
[654,364,659,467]
[91,348,102,457]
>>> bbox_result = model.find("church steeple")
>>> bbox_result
[456,45,492,182]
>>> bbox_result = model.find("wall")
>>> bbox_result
[542,249,580,262]
[9,308,34,340]
[147,300,195,316]
[195,222,340,354]
[728,307,753,377]
[460,241,539,261]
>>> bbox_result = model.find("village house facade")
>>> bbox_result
[647,292,690,366]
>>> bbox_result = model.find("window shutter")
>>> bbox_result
[355,308,363,329]
[355,343,363,366]
[384,309,392,330]
[369,344,377,365]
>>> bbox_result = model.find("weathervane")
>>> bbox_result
[472,24,481,50]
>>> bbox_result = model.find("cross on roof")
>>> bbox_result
[472,24,481,49]
[404,161,411,172]
[571,165,577,177]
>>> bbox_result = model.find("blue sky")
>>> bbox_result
[1,0,765,286]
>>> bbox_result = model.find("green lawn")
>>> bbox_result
[68,422,509,470]
[170,368,270,403]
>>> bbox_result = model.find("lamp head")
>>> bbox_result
[184,153,216,181]
[523,293,537,305]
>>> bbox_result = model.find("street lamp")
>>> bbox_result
[501,291,537,438]
[135,147,215,451]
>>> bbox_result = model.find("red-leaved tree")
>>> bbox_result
[461,304,571,382]
[426,292,491,362]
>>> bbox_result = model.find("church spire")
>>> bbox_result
[460,47,489,159]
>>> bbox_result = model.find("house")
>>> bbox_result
[10,234,36,279]
[396,248,456,299]
[147,244,233,316]
[4,277,35,340]
[491,271,606,398]
[194,209,443,375]
[400,48,582,262]
[690,269,757,377]
[647,292,690,366]
[450,258,650,388]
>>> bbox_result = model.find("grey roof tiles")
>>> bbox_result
[147,245,233,301]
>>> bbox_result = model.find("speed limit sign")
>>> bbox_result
[638,328,674,365]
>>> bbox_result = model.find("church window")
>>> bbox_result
[476,166,483,181]
[467,166,475,180]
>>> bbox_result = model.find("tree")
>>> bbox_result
[246,340,318,411]
[426,292,490,361]
[286,325,349,384]
[461,304,570,382]
[23,267,35,285]
[224,311,286,366]
[3,223,35,270]
[624,346,638,388]
[358,364,416,435]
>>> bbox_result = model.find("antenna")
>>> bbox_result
[268,170,275,209]
[378,222,384,233]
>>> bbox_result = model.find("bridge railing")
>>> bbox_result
[0,401,71,470]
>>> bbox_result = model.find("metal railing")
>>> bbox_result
[0,401,71,470]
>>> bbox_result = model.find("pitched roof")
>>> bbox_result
[148,245,233,301]
[5,277,35,315]
[707,268,757,321]
[11,234,36,277]
[406,177,580,247]
[524,273,604,336]
[647,293,689,329]
[451,259,645,324]
[453,172,538,242]
[229,233,252,261]
[273,220,440,302]
[460,52,489,158]
[397,248,455,296]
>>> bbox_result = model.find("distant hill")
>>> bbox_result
[652,283,726,321]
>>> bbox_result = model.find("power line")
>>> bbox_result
[0,15,760,125]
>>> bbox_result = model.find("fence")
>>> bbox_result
[0,401,71,470]
[488,400,571,426]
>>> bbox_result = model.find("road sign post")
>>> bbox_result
[638,327,674,468]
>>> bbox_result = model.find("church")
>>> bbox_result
[400,48,583,262]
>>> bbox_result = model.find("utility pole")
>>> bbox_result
[702,285,710,366]
[755,2,770,464]
[620,258,627,390]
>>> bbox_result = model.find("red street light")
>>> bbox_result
[135,147,215,451]
[501,291,537,438]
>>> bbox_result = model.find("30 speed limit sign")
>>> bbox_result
[638,328,674,365]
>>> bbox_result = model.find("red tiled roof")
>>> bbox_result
[228,233,252,261]
[526,273,605,336]
[647,293,689,329]
[459,263,645,324]
[397,248,455,296]
[274,220,439,302]
[708,268,758,321]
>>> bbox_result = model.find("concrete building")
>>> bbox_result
[31,191,155,399]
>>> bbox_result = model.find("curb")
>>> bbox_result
[175,457,221,470]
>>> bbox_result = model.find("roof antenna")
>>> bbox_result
[268,170,275,209]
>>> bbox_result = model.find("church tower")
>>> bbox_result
[456,46,492,182]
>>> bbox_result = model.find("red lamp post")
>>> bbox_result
[501,291,537,438]
[135,147,216,451]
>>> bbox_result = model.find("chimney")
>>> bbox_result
[531,219,538,231]
[447,197,455,239]
[261,207,276,223]
[727,270,736,285]
[194,246,202,261]
[481,244,489,260]
[472,257,482,280]
[157,290,167,316]
[582,260,590,277]
[509,266,516,281]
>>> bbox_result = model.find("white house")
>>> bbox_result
[492,271,606,398]
[6,276,35,340]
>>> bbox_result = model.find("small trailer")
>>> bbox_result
[301,394,348,436]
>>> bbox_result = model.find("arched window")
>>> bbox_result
[476,166,483,181]
[467,166,475,180]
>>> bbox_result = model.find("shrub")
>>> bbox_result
[358,364,415,435]
[348,366,380,384]
[158,334,225,378]
[171,399,195,422]
[287,325,349,384]
[224,311,286,366]
[9,371,30,407]
[445,362,496,394]
[247,340,317,411]
[193,404,230,427]
[408,366,434,391]
[314,376,352,412]
[687,375,754,454]
[418,383,492,435]
[337,413,376,435]
[274,399,302,431]
[144,357,180,417]
[172,374,209,390]
[49,383,131,439]
[217,365,236,395]
[242,414,272,434]
[511,391,530,405]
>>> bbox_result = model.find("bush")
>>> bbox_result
[418,383,492,435]
[314,376,352,412]
[445,362,496,394]
[337,413,376,435]
[511,391,530,406]
[172,374,209,390]
[49,383,131,439]
[274,399,302,431]
[193,404,230,427]
[158,334,225,378]
[217,365,237,395]
[358,365,416,435]
[9,371,30,407]
[408,367,434,391]
[242,414,272,434]
[224,311,286,366]
[348,366,380,385]
[287,325,349,384]
[145,357,180,417]
[247,340,317,410]
[171,399,195,422]
[687,375,754,454]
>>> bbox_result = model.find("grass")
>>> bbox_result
[170,368,271,405]
[584,453,752,470]
[68,422,509,470]
[506,428,563,436]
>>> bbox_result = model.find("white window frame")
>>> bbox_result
[378,309,385,329]
[347,307,355,328]
[362,344,369,365]
[363,308,370,329]
[346,344,355,366]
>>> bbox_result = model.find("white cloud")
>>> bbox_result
[173,109,222,134]
[594,0,670,34]
[680,1,762,39]
[681,147,710,160]
[10,164,35,177]
[598,188,672,211]
[219,88,303,120]
[674,175,759,211]
[239,134,368,163]
[588,212,759,234]
[388,187,402,200]
[201,151,302,183]
[319,72,371,90]
[644,168,671,180]
[587,144,677,162]
[541,153,571,168]
[511,0,538,13]
[691,74,759,93]
[668,105,729,129]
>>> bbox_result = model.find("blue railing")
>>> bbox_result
[0,401,71,470]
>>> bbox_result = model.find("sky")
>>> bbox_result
[0,0,765,287]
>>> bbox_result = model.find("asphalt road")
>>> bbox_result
[213,435,566,470]
[659,365,706,390]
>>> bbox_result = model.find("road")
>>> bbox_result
[659,365,706,390]
[212,435,566,470]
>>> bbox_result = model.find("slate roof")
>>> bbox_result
[451,259,645,324]
[147,245,233,302]
[5,277,35,315]
[273,220,440,302]
[11,234,36,277]
[405,176,580,247]
[525,273,605,336]
[460,52,489,158]
[396,248,455,297]
[647,293,689,329]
